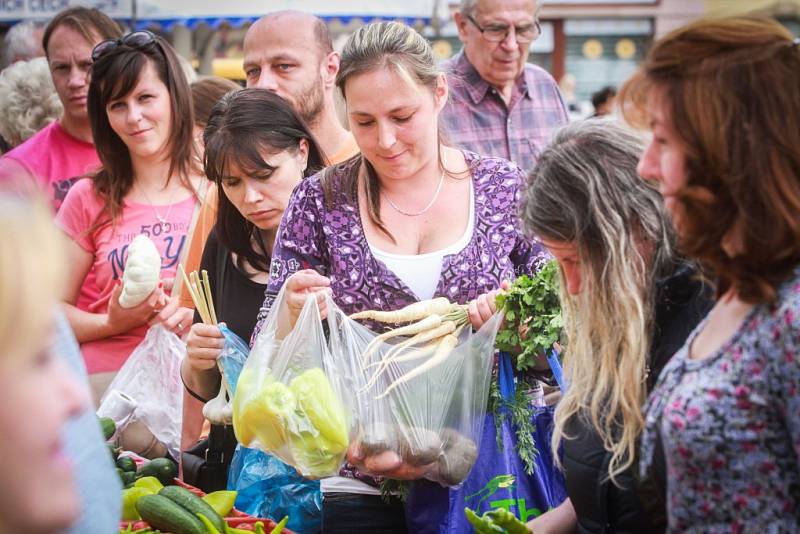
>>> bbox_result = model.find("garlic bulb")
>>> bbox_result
[203,373,233,425]
[119,234,161,308]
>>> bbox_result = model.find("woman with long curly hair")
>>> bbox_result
[522,120,711,533]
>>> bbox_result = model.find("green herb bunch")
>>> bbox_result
[489,259,563,473]
[495,259,563,372]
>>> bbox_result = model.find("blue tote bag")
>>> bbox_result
[445,352,567,531]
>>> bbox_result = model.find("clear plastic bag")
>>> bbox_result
[337,305,501,487]
[232,286,352,479]
[218,324,249,395]
[232,286,500,486]
[98,325,185,461]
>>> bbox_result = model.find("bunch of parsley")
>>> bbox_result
[495,259,563,371]
[490,259,563,473]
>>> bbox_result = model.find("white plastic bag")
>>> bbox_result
[232,286,352,479]
[338,305,500,486]
[97,325,185,461]
[232,285,499,486]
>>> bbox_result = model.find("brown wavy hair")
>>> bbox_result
[87,33,199,226]
[620,17,800,304]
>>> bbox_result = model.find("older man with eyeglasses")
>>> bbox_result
[441,0,568,172]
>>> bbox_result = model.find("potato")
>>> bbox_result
[398,427,442,466]
[357,422,396,457]
[359,423,443,467]
[437,428,478,486]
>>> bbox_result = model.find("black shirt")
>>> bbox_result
[562,261,713,533]
[193,227,267,343]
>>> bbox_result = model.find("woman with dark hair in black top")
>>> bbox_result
[179,88,327,490]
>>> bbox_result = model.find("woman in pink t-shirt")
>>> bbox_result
[57,31,202,404]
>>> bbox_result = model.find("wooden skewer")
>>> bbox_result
[178,264,207,323]
[202,270,218,325]
[177,264,220,327]
[191,271,210,324]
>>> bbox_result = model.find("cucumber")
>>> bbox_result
[107,443,121,461]
[159,486,226,533]
[135,494,205,534]
[99,416,116,440]
[117,456,137,473]
[136,457,178,485]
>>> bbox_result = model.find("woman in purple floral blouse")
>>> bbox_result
[252,21,548,534]
[622,18,800,531]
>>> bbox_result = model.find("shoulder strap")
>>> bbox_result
[171,180,209,301]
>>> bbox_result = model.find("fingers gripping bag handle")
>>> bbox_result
[232,287,353,479]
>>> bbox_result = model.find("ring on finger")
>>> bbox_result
[177,322,184,330]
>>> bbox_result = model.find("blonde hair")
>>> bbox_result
[0,193,65,357]
[0,57,63,147]
[522,120,674,483]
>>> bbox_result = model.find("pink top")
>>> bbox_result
[56,178,197,374]
[0,121,100,212]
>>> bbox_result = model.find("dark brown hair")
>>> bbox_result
[203,88,327,273]
[620,17,800,304]
[190,76,241,131]
[87,33,199,225]
[42,7,121,55]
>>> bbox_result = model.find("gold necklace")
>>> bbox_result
[382,153,448,217]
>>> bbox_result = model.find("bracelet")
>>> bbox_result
[180,366,213,404]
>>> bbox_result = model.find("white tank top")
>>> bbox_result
[369,182,475,300]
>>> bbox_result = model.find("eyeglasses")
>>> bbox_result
[465,14,541,44]
[91,30,158,62]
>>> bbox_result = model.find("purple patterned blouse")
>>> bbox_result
[641,267,800,532]
[253,150,549,336]
[251,150,548,487]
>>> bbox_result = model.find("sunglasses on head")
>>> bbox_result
[91,30,158,62]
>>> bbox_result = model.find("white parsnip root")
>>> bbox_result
[350,297,455,322]
[377,332,461,399]
[360,314,444,366]
[360,321,457,394]
[350,299,470,398]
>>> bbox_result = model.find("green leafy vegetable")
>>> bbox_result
[489,378,539,475]
[489,259,563,475]
[495,259,562,372]
[379,478,410,503]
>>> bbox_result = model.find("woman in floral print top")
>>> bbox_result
[622,18,800,531]
[251,22,548,533]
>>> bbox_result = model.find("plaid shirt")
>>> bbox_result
[440,51,569,173]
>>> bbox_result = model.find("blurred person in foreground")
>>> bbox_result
[440,0,568,172]
[0,57,63,153]
[177,11,359,315]
[522,120,711,533]
[623,17,800,530]
[0,8,121,211]
[0,193,87,534]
